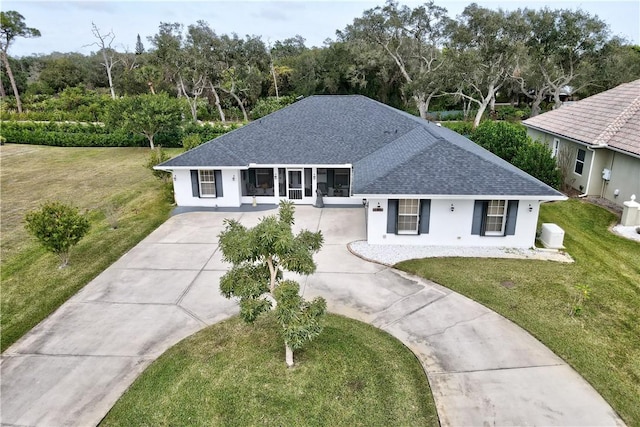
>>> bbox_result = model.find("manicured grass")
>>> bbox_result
[1,144,180,351]
[397,199,640,425]
[101,314,438,426]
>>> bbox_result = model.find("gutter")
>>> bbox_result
[578,145,597,198]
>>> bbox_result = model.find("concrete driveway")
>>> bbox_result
[0,207,624,426]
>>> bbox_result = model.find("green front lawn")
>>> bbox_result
[398,199,640,425]
[0,144,179,351]
[101,314,438,426]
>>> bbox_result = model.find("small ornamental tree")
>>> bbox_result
[219,201,326,367]
[24,201,90,268]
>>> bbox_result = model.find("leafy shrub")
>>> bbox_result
[447,120,562,190]
[145,147,171,181]
[182,133,203,151]
[472,121,529,163]
[250,96,295,119]
[512,141,562,189]
[441,121,475,136]
[24,201,91,268]
[495,105,531,121]
[181,122,242,142]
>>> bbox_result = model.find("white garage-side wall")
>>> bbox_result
[172,169,242,207]
[366,198,541,248]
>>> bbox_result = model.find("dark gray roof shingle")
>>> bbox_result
[159,95,562,197]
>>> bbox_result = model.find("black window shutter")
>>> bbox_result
[214,170,223,197]
[387,199,398,234]
[418,199,430,234]
[471,200,488,235]
[505,200,519,235]
[190,170,200,197]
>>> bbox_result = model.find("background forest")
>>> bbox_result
[2,1,640,131]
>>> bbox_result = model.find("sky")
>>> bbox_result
[3,0,640,57]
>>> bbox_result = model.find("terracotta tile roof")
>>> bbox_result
[523,79,640,157]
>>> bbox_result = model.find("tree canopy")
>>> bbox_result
[1,4,638,123]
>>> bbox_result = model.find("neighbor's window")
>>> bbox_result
[574,148,586,175]
[198,170,216,197]
[485,200,506,235]
[397,199,419,234]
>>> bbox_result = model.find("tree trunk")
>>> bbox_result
[472,82,498,128]
[225,88,248,122]
[552,89,563,109]
[489,95,496,115]
[270,61,279,100]
[210,83,225,123]
[1,51,23,113]
[102,51,116,100]
[285,344,294,367]
[462,99,470,121]
[179,76,198,122]
[530,90,545,117]
[233,93,248,121]
[146,134,155,149]
[0,68,6,98]
[148,81,156,95]
[58,251,69,269]
[266,256,277,293]
[413,93,428,120]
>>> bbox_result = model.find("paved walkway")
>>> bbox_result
[1,207,624,426]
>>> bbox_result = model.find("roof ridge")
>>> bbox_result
[592,90,640,146]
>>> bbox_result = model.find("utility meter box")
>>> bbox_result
[602,168,611,181]
[540,223,565,249]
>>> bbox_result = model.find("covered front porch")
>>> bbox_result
[239,166,359,205]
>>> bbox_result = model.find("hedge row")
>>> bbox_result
[0,110,102,123]
[0,121,240,148]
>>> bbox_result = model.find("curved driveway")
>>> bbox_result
[0,207,624,426]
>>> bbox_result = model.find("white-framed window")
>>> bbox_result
[552,138,560,158]
[485,200,506,235]
[198,170,216,197]
[574,148,586,175]
[397,199,420,234]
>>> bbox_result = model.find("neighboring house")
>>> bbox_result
[523,79,640,206]
[157,95,565,248]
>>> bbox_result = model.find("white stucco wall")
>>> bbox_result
[366,198,541,248]
[172,169,242,207]
[173,166,364,207]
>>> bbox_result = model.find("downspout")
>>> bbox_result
[578,146,597,198]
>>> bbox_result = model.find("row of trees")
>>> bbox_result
[2,2,640,126]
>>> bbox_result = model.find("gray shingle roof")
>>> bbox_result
[160,95,562,197]
[523,79,640,157]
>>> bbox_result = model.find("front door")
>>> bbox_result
[287,169,303,200]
